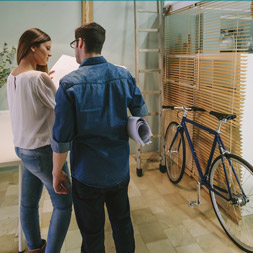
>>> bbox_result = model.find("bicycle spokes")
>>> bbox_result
[210,155,253,251]
[169,138,182,153]
[165,122,186,184]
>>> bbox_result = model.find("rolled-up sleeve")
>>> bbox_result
[51,85,75,153]
[128,77,148,117]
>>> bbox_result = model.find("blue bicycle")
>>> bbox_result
[163,105,253,252]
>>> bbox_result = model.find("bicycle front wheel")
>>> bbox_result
[164,121,186,184]
[209,154,253,252]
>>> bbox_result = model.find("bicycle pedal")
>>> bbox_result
[189,200,200,208]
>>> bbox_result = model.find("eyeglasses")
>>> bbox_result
[70,38,85,49]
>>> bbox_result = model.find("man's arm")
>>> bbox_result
[128,77,148,117]
[51,84,75,194]
[52,152,70,194]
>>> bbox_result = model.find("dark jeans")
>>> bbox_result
[72,177,135,253]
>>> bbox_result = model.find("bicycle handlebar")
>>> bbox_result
[162,105,174,110]
[162,105,206,112]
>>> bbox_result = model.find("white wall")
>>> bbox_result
[0,1,81,110]
[164,1,199,11]
[242,55,253,166]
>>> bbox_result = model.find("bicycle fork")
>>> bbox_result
[189,181,201,207]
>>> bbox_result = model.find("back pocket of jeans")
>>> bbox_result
[20,153,42,173]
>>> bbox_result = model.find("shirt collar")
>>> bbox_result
[79,56,107,67]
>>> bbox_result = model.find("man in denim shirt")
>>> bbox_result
[51,22,148,253]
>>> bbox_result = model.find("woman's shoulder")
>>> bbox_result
[10,70,54,91]
[10,70,43,82]
[25,70,47,78]
[21,70,51,84]
[33,71,56,93]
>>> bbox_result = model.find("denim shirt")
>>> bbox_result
[51,56,148,187]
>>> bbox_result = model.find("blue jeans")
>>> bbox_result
[15,145,72,253]
[72,177,135,253]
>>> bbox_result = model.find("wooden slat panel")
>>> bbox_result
[164,1,250,222]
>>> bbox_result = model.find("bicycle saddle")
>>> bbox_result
[210,111,236,121]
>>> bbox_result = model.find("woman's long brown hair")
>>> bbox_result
[17,28,51,73]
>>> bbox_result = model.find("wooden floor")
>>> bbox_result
[0,155,243,253]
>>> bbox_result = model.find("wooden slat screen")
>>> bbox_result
[163,1,251,181]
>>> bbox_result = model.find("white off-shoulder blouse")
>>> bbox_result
[7,70,56,149]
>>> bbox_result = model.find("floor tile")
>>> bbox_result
[41,212,52,229]
[105,230,116,252]
[154,179,175,196]
[0,205,19,221]
[156,211,183,229]
[66,249,80,253]
[130,196,148,211]
[135,233,148,253]
[41,227,48,240]
[131,208,156,225]
[175,243,204,253]
[137,222,167,243]
[163,192,187,206]
[129,180,142,198]
[195,232,242,253]
[68,212,79,231]
[0,191,6,206]
[0,217,18,236]
[42,199,53,213]
[5,185,18,196]
[146,239,176,253]
[182,217,211,238]
[140,187,162,202]
[0,234,17,252]
[1,194,18,207]
[65,229,82,251]
[165,224,196,248]
[146,197,172,214]
[0,182,9,192]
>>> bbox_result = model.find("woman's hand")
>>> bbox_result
[48,70,55,79]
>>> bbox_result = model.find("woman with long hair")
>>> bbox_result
[7,28,72,253]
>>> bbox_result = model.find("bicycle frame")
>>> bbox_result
[169,114,243,202]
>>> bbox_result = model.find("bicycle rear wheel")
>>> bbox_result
[209,154,253,252]
[164,121,186,184]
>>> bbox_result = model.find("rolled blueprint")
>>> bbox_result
[127,117,152,146]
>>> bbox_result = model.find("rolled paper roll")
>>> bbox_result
[127,117,152,146]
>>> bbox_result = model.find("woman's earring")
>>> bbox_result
[31,48,35,53]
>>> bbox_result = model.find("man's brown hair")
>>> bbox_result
[75,22,105,54]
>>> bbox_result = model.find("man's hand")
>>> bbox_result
[53,170,71,194]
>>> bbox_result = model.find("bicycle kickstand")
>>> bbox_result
[189,181,201,207]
